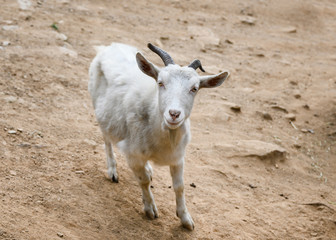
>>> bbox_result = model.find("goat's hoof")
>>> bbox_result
[107,168,118,183]
[181,213,194,231]
[144,204,158,220]
[111,175,119,183]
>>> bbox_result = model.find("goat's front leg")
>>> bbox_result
[170,163,194,230]
[129,160,158,219]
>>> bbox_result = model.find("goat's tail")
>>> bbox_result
[88,46,107,108]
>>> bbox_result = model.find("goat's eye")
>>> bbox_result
[190,87,198,93]
[158,82,164,88]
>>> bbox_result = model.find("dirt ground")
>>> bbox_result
[0,0,335,239]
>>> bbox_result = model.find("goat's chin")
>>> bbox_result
[163,118,184,130]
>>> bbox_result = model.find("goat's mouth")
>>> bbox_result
[164,118,184,129]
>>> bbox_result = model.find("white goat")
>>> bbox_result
[88,43,229,230]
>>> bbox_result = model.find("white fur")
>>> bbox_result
[88,43,229,230]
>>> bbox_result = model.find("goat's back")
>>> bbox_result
[88,43,158,144]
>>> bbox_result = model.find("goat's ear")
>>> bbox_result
[199,71,230,89]
[136,52,160,81]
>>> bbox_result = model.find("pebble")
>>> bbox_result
[9,170,17,176]
[83,139,98,147]
[271,104,288,113]
[58,47,78,58]
[301,129,314,134]
[248,184,257,189]
[18,142,31,148]
[280,26,297,33]
[190,183,196,188]
[222,101,241,112]
[285,113,296,121]
[2,41,11,46]
[160,36,169,41]
[293,90,301,99]
[239,16,256,25]
[290,80,298,85]
[154,39,163,48]
[56,32,68,41]
[293,143,301,149]
[4,96,17,103]
[8,130,17,134]
[18,0,32,10]
[57,232,64,238]
[303,104,310,110]
[257,111,272,120]
[2,25,19,31]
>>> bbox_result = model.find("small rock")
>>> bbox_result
[18,142,31,148]
[289,80,298,85]
[239,16,256,25]
[9,170,17,176]
[75,170,85,174]
[281,26,297,33]
[301,129,314,134]
[248,184,257,189]
[303,104,310,110]
[271,104,288,113]
[214,140,286,161]
[83,139,97,147]
[4,96,17,103]
[2,25,19,31]
[257,111,272,120]
[160,36,169,41]
[18,0,32,10]
[8,130,17,134]
[154,39,163,48]
[293,143,301,149]
[279,193,288,199]
[223,101,241,112]
[58,47,77,58]
[188,26,220,47]
[285,113,296,121]
[56,32,68,41]
[230,105,241,112]
[310,232,318,237]
[2,41,11,46]
[225,39,234,44]
[57,232,64,238]
[190,183,196,188]
[253,52,265,58]
[293,90,301,99]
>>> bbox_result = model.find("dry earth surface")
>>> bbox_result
[1,0,336,239]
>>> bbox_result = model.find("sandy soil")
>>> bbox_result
[1,0,335,239]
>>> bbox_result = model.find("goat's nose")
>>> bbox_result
[169,109,181,121]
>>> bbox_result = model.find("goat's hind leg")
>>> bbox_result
[104,138,118,183]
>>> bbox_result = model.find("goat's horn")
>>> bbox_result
[147,43,174,66]
[188,59,205,72]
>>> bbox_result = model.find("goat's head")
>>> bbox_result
[136,43,230,130]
